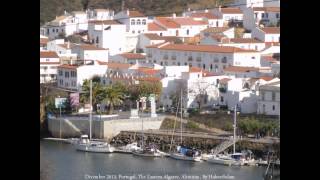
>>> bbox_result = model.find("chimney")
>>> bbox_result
[205,9,208,13]
[67,41,70,49]
[172,13,176,18]
[64,10,67,15]
[126,9,130,16]
[219,6,221,12]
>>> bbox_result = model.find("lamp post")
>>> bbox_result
[58,96,62,139]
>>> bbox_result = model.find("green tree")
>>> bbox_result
[103,85,124,114]
[65,34,82,43]
[80,79,106,111]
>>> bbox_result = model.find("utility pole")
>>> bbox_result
[180,88,182,145]
[89,80,92,140]
[233,104,237,154]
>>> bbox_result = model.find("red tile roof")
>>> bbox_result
[219,78,232,84]
[224,66,259,73]
[262,56,277,62]
[202,27,231,33]
[40,51,59,58]
[136,68,160,75]
[120,53,146,59]
[40,38,48,45]
[155,17,180,28]
[158,44,258,53]
[261,27,280,34]
[173,17,208,26]
[143,33,164,40]
[230,38,263,43]
[220,8,243,14]
[265,42,280,46]
[211,34,229,42]
[128,10,145,17]
[104,62,133,69]
[189,67,202,72]
[148,23,167,31]
[253,7,280,12]
[145,42,170,48]
[58,64,79,69]
[260,76,274,81]
[88,20,121,25]
[57,43,75,49]
[190,12,221,19]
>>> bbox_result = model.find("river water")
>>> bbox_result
[40,140,275,180]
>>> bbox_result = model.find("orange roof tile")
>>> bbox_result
[136,68,160,75]
[224,66,259,73]
[173,17,208,26]
[105,62,133,69]
[57,43,75,49]
[261,27,280,34]
[40,51,59,58]
[190,12,221,19]
[220,8,243,14]
[76,44,108,50]
[143,33,164,40]
[128,10,145,17]
[145,42,170,48]
[202,27,231,33]
[253,7,280,12]
[155,17,180,28]
[230,38,263,43]
[189,67,202,72]
[88,20,121,25]
[159,44,257,53]
[260,76,274,81]
[58,64,79,69]
[148,23,167,31]
[120,53,146,59]
[40,38,48,45]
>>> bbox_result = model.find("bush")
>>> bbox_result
[186,121,199,129]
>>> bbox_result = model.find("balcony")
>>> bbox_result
[188,56,193,61]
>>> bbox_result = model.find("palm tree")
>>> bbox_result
[103,85,124,114]
[80,79,106,111]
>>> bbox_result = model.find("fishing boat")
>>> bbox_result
[168,89,202,162]
[117,142,142,153]
[73,80,115,153]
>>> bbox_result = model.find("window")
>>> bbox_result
[216,21,219,27]
[265,13,269,18]
[65,71,69,78]
[59,79,63,85]
[138,30,141,34]
[163,54,168,60]
[137,19,141,25]
[164,61,168,66]
[47,29,49,34]
[276,13,280,18]
[261,91,265,100]
[142,19,146,25]
[184,62,187,66]
[222,57,227,63]
[255,45,258,50]
[160,33,162,36]
[203,64,206,70]
[160,62,163,65]
[52,29,54,32]
[177,62,180,66]
[131,19,135,25]
[198,64,201,68]
[62,29,64,32]
[46,58,50,62]
[214,58,219,63]
[220,96,224,102]
[272,92,276,101]
[96,37,99,44]
[252,56,255,59]
[272,105,275,111]
[58,70,63,76]
[186,29,189,35]
[262,13,265,18]
[132,30,135,34]
[56,29,59,33]
[196,57,201,62]
[188,56,193,61]
[153,60,156,63]
[172,62,176,65]
[210,64,213,71]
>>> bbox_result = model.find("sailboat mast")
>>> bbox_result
[233,104,236,154]
[89,79,92,140]
[142,114,144,149]
[180,89,182,145]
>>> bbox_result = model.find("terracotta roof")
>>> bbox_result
[190,12,221,19]
[224,66,259,73]
[203,72,220,77]
[260,76,274,81]
[211,34,229,42]
[148,23,167,31]
[128,10,145,17]
[202,27,231,33]
[173,17,208,26]
[155,17,180,28]
[89,20,121,25]
[40,38,49,45]
[40,62,60,65]
[189,67,202,72]
[76,44,108,50]
[219,78,232,84]
[52,16,69,22]
[253,7,280,12]
[159,44,257,53]
[145,42,170,48]
[261,27,280,34]
[40,51,59,58]
[105,62,133,69]
[143,33,164,40]
[230,38,263,43]
[57,43,75,49]
[161,36,181,42]
[136,68,160,75]
[58,64,79,69]
[220,8,243,14]
[120,53,146,59]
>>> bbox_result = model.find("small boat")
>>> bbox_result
[117,142,142,153]
[132,145,162,157]
[169,146,202,162]
[75,135,115,153]
[207,153,241,166]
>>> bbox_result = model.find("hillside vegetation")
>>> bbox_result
[40,0,233,26]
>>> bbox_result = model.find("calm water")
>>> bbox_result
[40,140,272,180]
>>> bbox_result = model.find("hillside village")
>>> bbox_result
[40,0,280,116]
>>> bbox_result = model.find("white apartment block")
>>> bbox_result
[88,20,126,56]
[40,51,60,83]
[114,10,148,35]
[212,7,244,26]
[201,37,266,51]
[252,27,280,42]
[243,7,280,30]
[71,44,109,62]
[111,53,146,64]
[87,9,115,20]
[146,43,261,73]
[57,61,107,91]
[257,78,280,115]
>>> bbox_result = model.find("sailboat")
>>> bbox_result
[74,80,115,153]
[207,105,255,166]
[132,99,162,157]
[169,89,202,162]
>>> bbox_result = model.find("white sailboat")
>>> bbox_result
[169,89,202,162]
[132,101,162,157]
[207,105,254,166]
[74,80,115,153]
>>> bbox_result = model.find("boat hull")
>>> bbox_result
[132,151,162,157]
[169,153,202,162]
[75,144,115,153]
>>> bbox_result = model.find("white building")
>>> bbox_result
[57,61,107,91]
[188,11,224,28]
[257,78,280,115]
[40,51,60,83]
[146,43,261,73]
[88,20,126,55]
[40,35,49,50]
[71,44,109,62]
[212,7,244,27]
[87,9,115,20]
[232,0,264,9]
[223,66,272,78]
[147,22,168,36]
[243,7,280,30]
[111,53,146,64]
[200,27,235,39]
[46,39,78,63]
[114,10,148,35]
[252,27,280,42]
[138,33,180,53]
[201,37,266,51]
